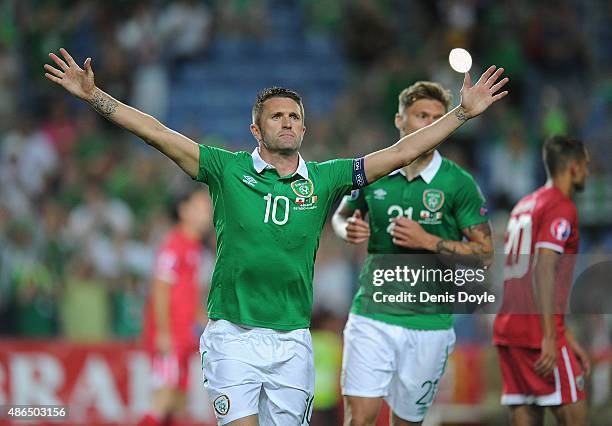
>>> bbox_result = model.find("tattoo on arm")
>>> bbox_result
[435,222,493,259]
[454,106,468,122]
[89,89,118,118]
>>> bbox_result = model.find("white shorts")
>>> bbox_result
[341,314,456,422]
[199,319,315,425]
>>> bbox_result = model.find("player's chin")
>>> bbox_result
[275,138,300,152]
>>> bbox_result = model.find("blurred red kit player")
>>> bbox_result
[494,135,591,426]
[141,188,211,426]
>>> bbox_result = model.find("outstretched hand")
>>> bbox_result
[44,48,95,100]
[460,65,509,119]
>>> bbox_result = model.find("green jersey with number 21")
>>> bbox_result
[345,152,489,330]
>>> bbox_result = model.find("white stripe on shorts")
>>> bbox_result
[561,346,577,402]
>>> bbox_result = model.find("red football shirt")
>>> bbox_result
[493,186,579,348]
[143,228,203,353]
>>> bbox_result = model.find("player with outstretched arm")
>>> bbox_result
[332,81,493,426]
[45,48,508,426]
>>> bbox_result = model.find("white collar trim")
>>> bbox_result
[389,150,442,184]
[251,148,309,179]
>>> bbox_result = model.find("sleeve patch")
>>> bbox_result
[550,218,571,241]
[154,251,178,284]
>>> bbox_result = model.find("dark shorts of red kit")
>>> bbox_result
[149,350,192,392]
[496,345,586,406]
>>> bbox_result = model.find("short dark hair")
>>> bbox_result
[252,87,304,127]
[398,81,453,114]
[543,135,587,177]
[170,186,206,222]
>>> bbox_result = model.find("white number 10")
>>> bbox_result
[263,193,289,225]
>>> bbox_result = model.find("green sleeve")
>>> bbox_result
[453,173,489,229]
[318,158,354,201]
[195,144,237,184]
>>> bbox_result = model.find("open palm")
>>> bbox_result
[44,48,95,100]
[460,65,509,118]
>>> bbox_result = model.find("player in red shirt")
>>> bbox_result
[140,188,211,426]
[493,135,591,426]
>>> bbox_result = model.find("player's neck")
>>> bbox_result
[258,145,299,177]
[548,177,574,198]
[177,222,201,242]
[403,151,434,180]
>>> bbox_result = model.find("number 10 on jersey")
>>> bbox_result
[263,193,290,225]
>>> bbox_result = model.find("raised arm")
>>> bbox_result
[44,48,199,178]
[363,66,508,184]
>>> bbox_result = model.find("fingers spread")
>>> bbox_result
[476,65,496,85]
[44,73,61,84]
[60,47,78,67]
[492,91,509,102]
[44,64,64,78]
[490,77,509,93]
[485,67,505,88]
[49,53,68,71]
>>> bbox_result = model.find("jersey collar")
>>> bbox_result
[251,147,309,179]
[389,150,442,184]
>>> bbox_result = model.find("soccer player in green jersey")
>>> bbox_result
[45,48,507,426]
[332,81,494,426]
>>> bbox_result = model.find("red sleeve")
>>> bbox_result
[534,201,576,254]
[153,244,179,284]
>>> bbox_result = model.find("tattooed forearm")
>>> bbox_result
[454,106,469,122]
[89,89,118,118]
[435,222,494,265]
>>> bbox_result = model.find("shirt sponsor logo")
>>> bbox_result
[550,218,571,241]
[242,175,257,187]
[423,189,445,212]
[373,188,387,200]
[291,178,314,197]
[213,395,230,416]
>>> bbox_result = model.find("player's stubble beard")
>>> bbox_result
[259,127,303,156]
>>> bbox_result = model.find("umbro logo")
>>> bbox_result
[242,175,257,187]
[374,188,387,200]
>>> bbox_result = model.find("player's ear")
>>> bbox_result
[394,113,403,131]
[250,123,261,142]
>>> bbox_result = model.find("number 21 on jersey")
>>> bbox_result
[386,205,413,234]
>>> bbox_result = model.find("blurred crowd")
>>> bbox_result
[0,0,610,351]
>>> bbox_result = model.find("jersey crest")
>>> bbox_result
[423,189,445,212]
[291,178,314,197]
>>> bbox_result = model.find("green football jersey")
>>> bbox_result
[195,144,355,330]
[345,151,489,330]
